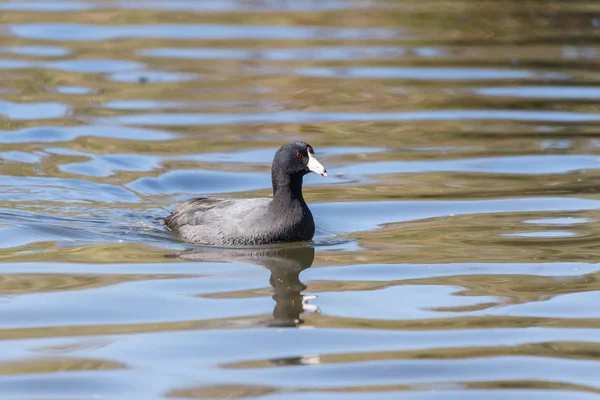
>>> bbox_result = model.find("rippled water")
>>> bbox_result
[1,0,600,398]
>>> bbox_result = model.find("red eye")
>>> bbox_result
[296,152,302,158]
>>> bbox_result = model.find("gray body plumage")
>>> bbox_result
[163,196,315,246]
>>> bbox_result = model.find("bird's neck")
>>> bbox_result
[272,170,305,204]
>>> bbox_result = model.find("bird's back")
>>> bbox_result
[164,196,313,246]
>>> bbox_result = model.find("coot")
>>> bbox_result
[163,141,327,245]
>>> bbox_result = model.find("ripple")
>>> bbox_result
[104,100,280,110]
[0,373,138,398]
[0,212,171,250]
[1,0,381,12]
[0,125,173,143]
[179,391,597,400]
[139,46,443,61]
[0,151,44,164]
[116,0,383,12]
[338,155,600,176]
[208,357,600,389]
[316,284,500,320]
[12,327,598,393]
[50,151,161,177]
[0,45,70,57]
[0,176,140,203]
[0,357,126,374]
[20,327,600,366]
[128,170,269,196]
[267,66,568,80]
[97,110,600,126]
[9,23,397,41]
[0,60,35,69]
[313,198,600,235]
[53,85,97,95]
[524,217,594,225]
[0,276,270,328]
[45,59,144,73]
[487,290,600,318]
[0,259,258,275]
[109,70,198,83]
[475,86,600,99]
[307,262,600,282]
[501,231,579,238]
[0,100,67,120]
[0,1,93,11]
[0,59,144,73]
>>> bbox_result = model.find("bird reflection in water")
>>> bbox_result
[169,245,318,328]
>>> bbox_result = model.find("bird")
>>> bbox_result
[163,141,327,246]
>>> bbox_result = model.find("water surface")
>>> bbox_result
[1,0,600,399]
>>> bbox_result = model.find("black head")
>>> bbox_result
[272,141,328,178]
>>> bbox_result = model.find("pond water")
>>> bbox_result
[1,0,600,399]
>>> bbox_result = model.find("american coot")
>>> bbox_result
[163,141,327,246]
